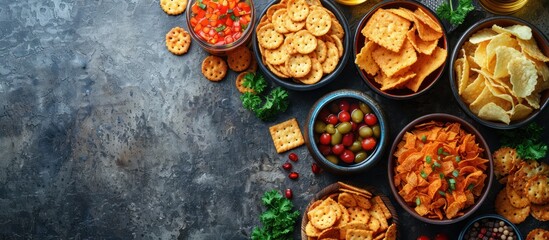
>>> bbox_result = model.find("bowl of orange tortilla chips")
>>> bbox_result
[354,1,448,99]
[301,182,398,240]
[388,113,493,224]
[449,17,549,129]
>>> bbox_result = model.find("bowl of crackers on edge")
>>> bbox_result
[354,0,448,99]
[449,16,549,129]
[186,0,255,56]
[304,89,389,175]
[252,0,351,91]
[301,182,398,240]
[388,113,494,224]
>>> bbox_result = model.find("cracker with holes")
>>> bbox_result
[227,46,251,72]
[495,188,530,224]
[165,27,191,55]
[160,0,187,15]
[268,118,305,153]
[235,72,254,93]
[306,9,331,36]
[201,55,227,81]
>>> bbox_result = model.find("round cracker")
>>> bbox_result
[306,9,332,37]
[284,33,298,54]
[265,45,289,65]
[165,27,191,55]
[495,188,530,224]
[266,3,286,22]
[287,0,310,22]
[328,19,345,40]
[322,41,339,74]
[267,62,290,78]
[526,228,549,240]
[285,17,306,32]
[227,46,251,72]
[272,9,290,34]
[526,175,549,205]
[314,38,328,63]
[257,24,284,50]
[286,54,312,78]
[160,0,187,15]
[235,72,254,93]
[330,34,343,58]
[506,184,530,208]
[493,147,520,178]
[297,58,323,84]
[201,55,227,81]
[294,30,318,54]
[530,203,549,221]
[246,53,258,72]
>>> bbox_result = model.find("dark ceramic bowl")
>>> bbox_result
[387,113,493,224]
[252,0,351,91]
[354,0,448,99]
[449,16,549,129]
[458,214,523,240]
[304,89,388,175]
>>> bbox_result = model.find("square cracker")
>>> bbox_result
[372,39,417,78]
[269,118,305,153]
[362,9,411,52]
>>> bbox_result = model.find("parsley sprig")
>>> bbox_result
[436,0,474,26]
[251,190,300,240]
[240,72,289,121]
[500,123,548,160]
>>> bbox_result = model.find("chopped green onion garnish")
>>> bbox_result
[452,170,459,178]
[215,25,226,32]
[438,147,443,155]
[433,162,441,168]
[448,178,456,184]
[439,173,445,179]
[420,170,427,179]
[455,156,461,163]
[227,9,233,13]
[198,3,206,9]
[421,135,427,142]
[425,155,432,164]
[230,14,238,21]
[442,151,450,156]
[468,184,475,190]
[415,197,421,206]
[438,191,446,196]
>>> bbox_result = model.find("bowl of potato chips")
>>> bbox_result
[301,182,398,240]
[388,113,493,224]
[354,1,448,99]
[450,17,549,129]
[252,0,351,91]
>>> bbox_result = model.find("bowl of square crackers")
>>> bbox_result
[253,0,351,91]
[301,182,398,240]
[354,1,448,99]
[449,16,549,129]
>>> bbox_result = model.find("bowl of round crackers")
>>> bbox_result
[449,16,549,129]
[301,182,398,240]
[353,1,448,99]
[388,113,494,224]
[252,0,351,91]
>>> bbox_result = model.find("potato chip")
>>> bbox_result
[493,46,524,78]
[510,104,533,121]
[473,41,489,68]
[486,33,519,67]
[518,38,549,62]
[492,24,532,41]
[461,74,486,105]
[469,28,498,44]
[455,52,470,95]
[508,57,538,98]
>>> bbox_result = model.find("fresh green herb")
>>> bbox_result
[240,73,290,121]
[215,25,226,32]
[420,170,428,179]
[437,147,443,155]
[455,156,461,163]
[230,14,238,21]
[438,191,446,196]
[415,197,421,206]
[436,0,475,26]
[425,155,432,164]
[500,123,547,160]
[252,190,300,240]
[421,135,427,143]
[452,170,459,178]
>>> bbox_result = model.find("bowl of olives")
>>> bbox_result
[304,89,388,174]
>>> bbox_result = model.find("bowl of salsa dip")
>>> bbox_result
[186,0,255,55]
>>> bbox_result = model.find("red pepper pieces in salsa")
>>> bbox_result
[190,0,252,45]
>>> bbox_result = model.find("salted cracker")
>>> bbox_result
[268,118,305,153]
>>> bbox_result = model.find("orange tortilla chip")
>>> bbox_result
[406,47,447,92]
[407,25,438,55]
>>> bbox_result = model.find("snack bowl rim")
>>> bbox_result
[353,0,448,100]
[449,16,549,129]
[387,113,494,224]
[185,0,255,53]
[251,0,351,91]
[304,89,389,175]
[458,214,523,240]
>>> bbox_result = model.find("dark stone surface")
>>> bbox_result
[0,0,547,239]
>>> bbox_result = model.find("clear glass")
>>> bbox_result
[186,0,255,56]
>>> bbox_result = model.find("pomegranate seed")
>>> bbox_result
[289,172,299,180]
[282,162,292,171]
[288,153,298,162]
[311,163,321,174]
[285,188,293,199]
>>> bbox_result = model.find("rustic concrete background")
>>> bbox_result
[0,0,547,239]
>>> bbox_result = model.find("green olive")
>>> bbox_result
[336,122,352,134]
[372,125,381,138]
[351,109,364,123]
[325,124,336,134]
[326,155,339,164]
[331,129,342,145]
[349,140,362,152]
[359,126,373,138]
[355,151,368,163]
[314,121,326,134]
[359,102,372,114]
